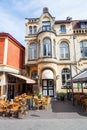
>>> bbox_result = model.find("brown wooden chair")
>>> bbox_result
[34,98,42,109]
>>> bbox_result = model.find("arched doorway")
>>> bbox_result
[42,69,54,97]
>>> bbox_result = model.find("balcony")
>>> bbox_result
[73,28,87,34]
[38,27,56,35]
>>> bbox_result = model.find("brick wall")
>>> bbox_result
[0,38,4,64]
[7,38,24,69]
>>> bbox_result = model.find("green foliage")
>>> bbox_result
[57,92,66,101]
[34,91,40,96]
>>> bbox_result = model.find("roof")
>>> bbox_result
[55,20,71,24]
[72,20,87,29]
[0,32,25,49]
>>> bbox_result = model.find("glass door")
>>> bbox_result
[42,79,54,97]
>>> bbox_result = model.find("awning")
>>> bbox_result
[8,73,36,84]
[72,69,87,83]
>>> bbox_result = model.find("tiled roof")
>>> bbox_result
[55,20,71,24]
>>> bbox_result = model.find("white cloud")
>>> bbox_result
[0,0,87,46]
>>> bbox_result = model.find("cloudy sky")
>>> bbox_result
[0,0,87,46]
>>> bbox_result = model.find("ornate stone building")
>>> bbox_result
[25,8,87,96]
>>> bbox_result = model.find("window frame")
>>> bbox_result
[61,68,70,88]
[31,71,38,79]
[60,25,66,33]
[43,38,52,57]
[42,21,51,31]
[34,26,37,34]
[60,42,70,59]
[29,26,32,34]
[28,43,37,60]
[80,41,87,58]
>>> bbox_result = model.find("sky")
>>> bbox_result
[0,0,87,46]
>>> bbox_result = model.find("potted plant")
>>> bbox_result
[58,92,66,101]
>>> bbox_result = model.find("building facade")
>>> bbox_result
[0,33,26,99]
[25,8,87,97]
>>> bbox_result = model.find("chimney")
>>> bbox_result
[43,7,49,13]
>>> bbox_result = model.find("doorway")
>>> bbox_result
[42,79,54,97]
[7,85,14,101]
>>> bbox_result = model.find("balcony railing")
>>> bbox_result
[38,27,56,34]
[73,28,87,34]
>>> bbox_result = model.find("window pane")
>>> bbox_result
[42,21,51,31]
[62,68,70,87]
[29,27,32,34]
[29,44,37,60]
[60,25,66,32]
[80,23,86,28]
[43,38,51,57]
[60,42,69,59]
[80,41,87,58]
[31,71,37,79]
[34,26,37,34]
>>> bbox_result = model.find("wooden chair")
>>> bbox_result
[34,98,42,109]
[42,96,51,109]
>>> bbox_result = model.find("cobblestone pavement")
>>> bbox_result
[0,99,87,130]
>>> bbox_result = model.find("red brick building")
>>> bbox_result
[0,33,35,100]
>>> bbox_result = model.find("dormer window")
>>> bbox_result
[42,21,51,31]
[80,22,87,28]
[60,25,66,33]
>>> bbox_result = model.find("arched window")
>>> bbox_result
[29,26,32,34]
[60,42,69,59]
[61,68,70,88]
[80,41,87,58]
[43,38,52,57]
[34,26,37,34]
[28,43,37,60]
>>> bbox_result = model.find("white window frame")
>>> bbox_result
[60,42,69,59]
[43,38,52,57]
[28,44,37,60]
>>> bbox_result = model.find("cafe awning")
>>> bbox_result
[8,73,36,84]
[72,69,87,83]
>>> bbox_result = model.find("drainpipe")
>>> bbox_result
[73,36,77,74]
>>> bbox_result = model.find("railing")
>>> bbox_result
[38,27,56,34]
[73,28,87,34]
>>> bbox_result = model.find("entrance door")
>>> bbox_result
[42,79,54,97]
